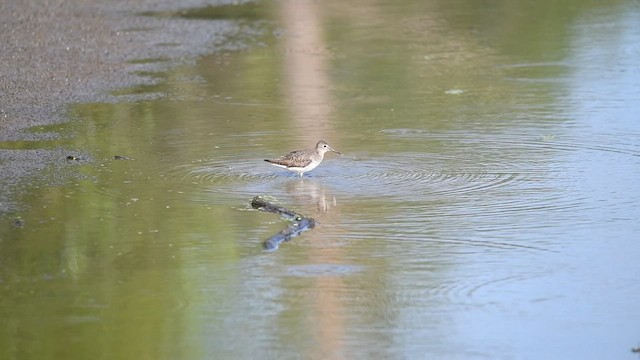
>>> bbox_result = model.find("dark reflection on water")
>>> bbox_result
[2,0,640,359]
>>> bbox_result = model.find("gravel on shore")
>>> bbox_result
[0,0,251,213]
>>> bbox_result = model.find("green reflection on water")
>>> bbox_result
[1,0,637,358]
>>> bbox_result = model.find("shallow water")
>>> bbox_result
[2,0,640,359]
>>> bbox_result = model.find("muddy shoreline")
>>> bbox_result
[0,0,249,214]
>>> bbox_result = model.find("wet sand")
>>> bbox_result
[0,0,243,213]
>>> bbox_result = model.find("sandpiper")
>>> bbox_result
[265,140,341,177]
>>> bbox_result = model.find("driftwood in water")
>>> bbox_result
[251,196,316,251]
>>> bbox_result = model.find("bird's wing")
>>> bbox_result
[273,150,313,167]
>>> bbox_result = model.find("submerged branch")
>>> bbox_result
[251,196,316,251]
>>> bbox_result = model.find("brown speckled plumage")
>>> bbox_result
[265,140,341,177]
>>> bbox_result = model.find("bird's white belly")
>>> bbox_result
[278,161,320,174]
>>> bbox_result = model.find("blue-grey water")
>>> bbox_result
[1,0,639,359]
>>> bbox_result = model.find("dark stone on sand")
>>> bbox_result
[12,218,25,228]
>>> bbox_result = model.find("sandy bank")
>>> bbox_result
[0,0,248,213]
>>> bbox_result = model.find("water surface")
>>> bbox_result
[1,0,640,359]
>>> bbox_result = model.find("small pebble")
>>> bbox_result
[13,218,25,228]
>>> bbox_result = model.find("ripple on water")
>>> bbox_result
[322,153,527,203]
[319,127,640,255]
[162,128,637,247]
[284,264,365,277]
[166,155,342,205]
[380,269,551,309]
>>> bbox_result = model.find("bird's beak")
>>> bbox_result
[331,148,342,155]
